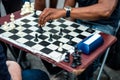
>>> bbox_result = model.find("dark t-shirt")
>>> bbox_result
[76,0,120,28]
[0,44,11,80]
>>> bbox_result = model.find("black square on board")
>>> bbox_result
[59,24,68,28]
[39,41,50,46]
[49,29,58,34]
[21,19,30,23]
[22,24,31,28]
[41,48,53,54]
[23,29,33,34]
[71,23,80,28]
[9,29,18,34]
[9,35,21,40]
[0,29,5,34]
[24,41,36,47]
[39,35,48,40]
[23,35,34,40]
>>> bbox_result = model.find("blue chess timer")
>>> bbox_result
[76,33,104,54]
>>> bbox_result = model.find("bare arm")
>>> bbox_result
[64,0,76,7]
[7,61,22,80]
[70,0,118,20]
[39,0,118,25]
[34,0,46,11]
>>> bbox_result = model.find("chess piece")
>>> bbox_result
[76,53,81,66]
[76,50,82,65]
[58,43,63,51]
[72,46,78,56]
[48,20,53,24]
[59,28,63,35]
[9,22,15,29]
[87,27,94,33]
[63,52,70,63]
[48,34,53,41]
[33,10,38,17]
[67,36,73,45]
[30,2,35,13]
[3,21,8,31]
[17,23,23,36]
[71,54,78,68]
[24,1,31,13]
[10,13,15,22]
[34,34,38,42]
[38,25,45,34]
[20,1,31,15]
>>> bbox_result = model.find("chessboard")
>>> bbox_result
[0,11,100,62]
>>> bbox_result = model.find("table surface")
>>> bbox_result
[0,11,117,75]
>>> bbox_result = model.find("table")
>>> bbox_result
[0,11,117,80]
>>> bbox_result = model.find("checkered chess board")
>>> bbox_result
[0,11,100,62]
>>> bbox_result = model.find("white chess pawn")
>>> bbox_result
[20,6,26,15]
[24,1,31,13]
[17,23,23,36]
[30,2,35,13]
[10,13,15,22]
[3,21,8,30]
[58,43,63,51]
[9,22,15,29]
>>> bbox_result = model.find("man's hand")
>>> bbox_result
[38,8,66,25]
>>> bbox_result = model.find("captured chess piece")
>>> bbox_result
[34,33,38,42]
[72,46,78,56]
[76,50,82,66]
[71,54,78,68]
[63,52,70,63]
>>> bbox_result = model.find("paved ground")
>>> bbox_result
[1,0,120,80]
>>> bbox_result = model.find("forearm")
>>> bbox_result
[7,61,22,80]
[70,0,118,21]
[64,0,76,7]
[34,0,46,11]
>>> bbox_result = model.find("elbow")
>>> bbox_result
[100,10,112,18]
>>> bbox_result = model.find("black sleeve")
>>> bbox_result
[0,44,11,80]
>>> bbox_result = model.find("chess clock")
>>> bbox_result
[64,6,72,17]
[76,34,104,54]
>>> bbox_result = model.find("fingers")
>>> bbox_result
[38,8,53,25]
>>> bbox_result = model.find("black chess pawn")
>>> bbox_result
[33,10,38,17]
[59,28,63,35]
[63,52,70,63]
[38,25,45,34]
[76,53,81,66]
[48,20,53,24]
[72,46,78,56]
[48,34,53,41]
[71,54,78,68]
[34,33,38,42]
[76,50,82,65]
[86,24,94,33]
[67,36,73,45]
